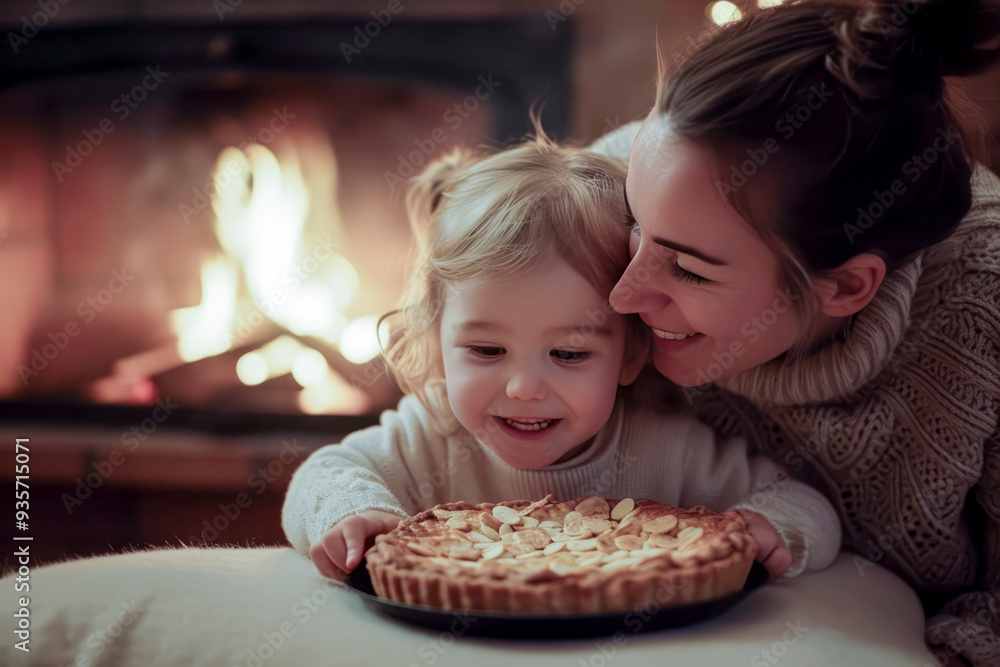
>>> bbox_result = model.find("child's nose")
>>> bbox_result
[505,365,547,401]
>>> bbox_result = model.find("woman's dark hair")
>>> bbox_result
[657,0,1000,273]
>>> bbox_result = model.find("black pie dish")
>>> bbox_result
[343,560,768,639]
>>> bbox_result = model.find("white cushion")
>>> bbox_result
[1,547,931,666]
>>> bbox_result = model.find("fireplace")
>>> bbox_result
[0,7,576,564]
[0,10,573,433]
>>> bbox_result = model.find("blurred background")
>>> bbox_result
[1,0,997,567]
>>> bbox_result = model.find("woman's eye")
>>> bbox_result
[468,346,504,358]
[672,262,706,285]
[551,349,590,362]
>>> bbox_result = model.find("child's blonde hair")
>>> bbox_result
[380,130,643,426]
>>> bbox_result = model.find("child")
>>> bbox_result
[281,132,841,583]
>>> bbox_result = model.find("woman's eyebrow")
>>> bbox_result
[625,184,727,267]
[651,237,728,266]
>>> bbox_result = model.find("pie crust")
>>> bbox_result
[365,495,757,614]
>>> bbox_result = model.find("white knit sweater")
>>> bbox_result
[282,395,841,578]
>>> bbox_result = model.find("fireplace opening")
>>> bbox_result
[0,15,573,433]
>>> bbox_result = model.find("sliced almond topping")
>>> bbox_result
[446,516,470,531]
[566,537,598,552]
[515,551,544,560]
[575,551,605,567]
[521,516,540,528]
[479,511,503,532]
[649,533,680,548]
[551,532,573,543]
[677,526,704,542]
[575,496,611,518]
[563,510,584,524]
[583,517,613,534]
[448,546,482,561]
[613,535,646,551]
[504,542,536,556]
[642,515,679,534]
[466,530,493,543]
[492,505,521,525]
[630,547,668,558]
[432,509,456,520]
[617,507,641,528]
[482,543,506,559]
[500,532,515,543]
[678,538,709,553]
[472,542,495,550]
[563,517,591,536]
[538,520,562,530]
[596,530,619,554]
[602,556,643,570]
[610,498,635,521]
[498,523,513,536]
[604,549,629,561]
[511,528,552,549]
[543,541,567,555]
[479,524,501,541]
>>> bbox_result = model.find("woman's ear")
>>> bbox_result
[813,252,887,318]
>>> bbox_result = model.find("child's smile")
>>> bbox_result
[498,416,558,434]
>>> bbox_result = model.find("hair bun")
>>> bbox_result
[898,0,1000,78]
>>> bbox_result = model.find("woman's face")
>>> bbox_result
[610,115,809,386]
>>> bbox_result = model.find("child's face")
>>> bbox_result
[439,254,631,469]
[610,115,809,386]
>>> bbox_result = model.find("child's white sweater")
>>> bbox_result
[282,396,841,578]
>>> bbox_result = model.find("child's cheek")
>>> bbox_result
[628,229,640,258]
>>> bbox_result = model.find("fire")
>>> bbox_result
[169,257,238,363]
[169,138,379,414]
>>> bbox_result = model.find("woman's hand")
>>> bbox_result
[309,510,402,580]
[732,510,793,579]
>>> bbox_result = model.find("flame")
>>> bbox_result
[169,256,239,362]
[170,136,381,413]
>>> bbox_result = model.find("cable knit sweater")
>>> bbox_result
[593,121,1000,665]
[282,395,842,578]
[692,169,1000,665]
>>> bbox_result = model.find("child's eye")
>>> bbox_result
[468,346,504,358]
[551,349,590,362]
[672,262,706,285]
[625,212,639,234]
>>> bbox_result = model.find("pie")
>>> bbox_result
[364,495,757,615]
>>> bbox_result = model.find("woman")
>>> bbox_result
[603,0,1000,664]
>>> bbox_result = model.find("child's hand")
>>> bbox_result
[309,510,402,580]
[731,510,793,580]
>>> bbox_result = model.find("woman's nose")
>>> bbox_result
[610,253,670,314]
[506,365,547,401]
